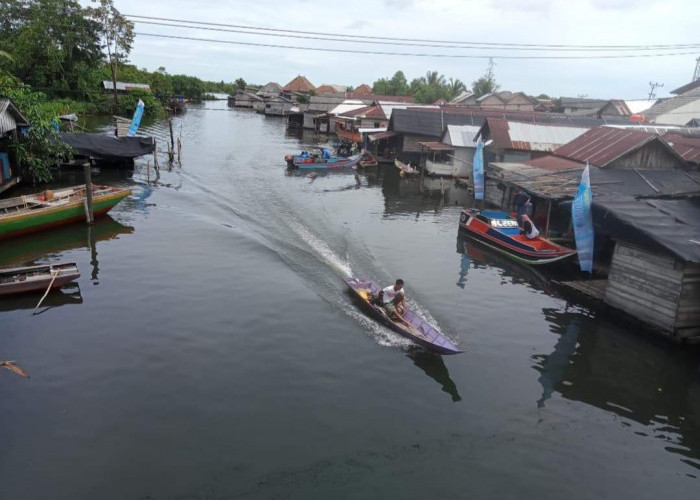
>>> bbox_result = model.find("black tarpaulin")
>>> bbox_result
[592,196,700,263]
[61,133,154,159]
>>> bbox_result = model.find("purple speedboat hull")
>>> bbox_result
[344,276,463,355]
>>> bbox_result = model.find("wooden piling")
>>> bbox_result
[83,163,94,224]
[169,118,175,151]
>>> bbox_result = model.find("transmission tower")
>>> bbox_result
[693,56,700,81]
[648,81,664,100]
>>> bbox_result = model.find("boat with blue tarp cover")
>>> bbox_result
[458,208,575,265]
[343,276,464,355]
[284,149,366,169]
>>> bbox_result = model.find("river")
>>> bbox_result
[1,98,699,499]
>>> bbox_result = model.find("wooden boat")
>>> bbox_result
[169,96,188,112]
[344,276,463,355]
[395,159,419,176]
[0,184,131,240]
[358,151,379,168]
[458,208,576,265]
[0,262,80,295]
[285,150,365,170]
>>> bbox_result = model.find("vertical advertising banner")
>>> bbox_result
[572,165,594,272]
[473,138,484,200]
[127,99,145,137]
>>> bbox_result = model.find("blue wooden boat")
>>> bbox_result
[458,208,575,265]
[285,149,365,170]
[344,276,464,355]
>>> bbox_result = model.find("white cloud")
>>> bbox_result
[98,0,699,98]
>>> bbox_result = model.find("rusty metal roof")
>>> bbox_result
[552,126,679,167]
[481,118,590,152]
[338,104,387,120]
[663,131,700,164]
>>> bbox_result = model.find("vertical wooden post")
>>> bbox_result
[545,199,552,237]
[83,163,94,224]
[169,118,175,151]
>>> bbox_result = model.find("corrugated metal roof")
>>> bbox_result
[328,100,367,115]
[663,131,700,164]
[482,118,590,152]
[488,161,700,201]
[552,126,667,167]
[102,80,151,91]
[443,124,481,147]
[389,107,629,138]
[0,98,29,135]
[644,86,700,124]
[339,104,387,120]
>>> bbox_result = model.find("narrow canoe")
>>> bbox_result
[458,208,576,265]
[0,262,80,295]
[344,276,464,355]
[0,184,131,240]
[395,159,419,176]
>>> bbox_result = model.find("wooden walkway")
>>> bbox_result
[555,279,608,301]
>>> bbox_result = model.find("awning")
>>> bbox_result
[368,130,397,142]
[61,133,155,159]
[418,141,455,151]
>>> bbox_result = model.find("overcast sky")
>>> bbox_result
[90,0,699,99]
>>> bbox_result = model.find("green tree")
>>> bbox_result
[0,75,74,182]
[234,77,246,90]
[472,58,499,98]
[446,78,467,100]
[86,0,134,110]
[0,0,103,99]
[372,71,410,96]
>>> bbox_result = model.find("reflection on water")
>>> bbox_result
[408,349,461,402]
[0,282,82,313]
[536,306,700,471]
[0,215,134,268]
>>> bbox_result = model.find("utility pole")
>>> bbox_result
[648,81,664,100]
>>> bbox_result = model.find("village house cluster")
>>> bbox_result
[228,75,700,343]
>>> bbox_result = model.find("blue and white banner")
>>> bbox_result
[473,138,484,200]
[127,99,145,137]
[572,165,594,273]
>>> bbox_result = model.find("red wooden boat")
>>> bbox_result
[458,209,575,265]
[0,262,80,295]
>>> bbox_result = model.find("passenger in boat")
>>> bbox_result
[513,189,532,225]
[378,279,411,327]
[520,214,540,239]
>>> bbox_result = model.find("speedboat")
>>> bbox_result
[344,276,463,355]
[458,209,575,265]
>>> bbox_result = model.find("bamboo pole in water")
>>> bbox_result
[83,163,94,224]
[32,268,59,315]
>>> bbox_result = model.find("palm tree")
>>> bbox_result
[423,70,446,87]
[446,78,467,100]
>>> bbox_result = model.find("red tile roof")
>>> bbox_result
[315,85,337,95]
[282,75,316,93]
[663,132,700,164]
[353,84,373,95]
[552,126,671,167]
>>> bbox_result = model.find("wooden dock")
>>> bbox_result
[555,278,608,301]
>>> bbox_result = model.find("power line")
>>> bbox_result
[134,32,700,60]
[129,19,700,52]
[125,14,700,51]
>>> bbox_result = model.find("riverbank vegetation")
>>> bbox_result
[0,0,243,181]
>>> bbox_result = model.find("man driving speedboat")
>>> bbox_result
[377,279,411,328]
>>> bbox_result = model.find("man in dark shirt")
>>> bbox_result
[513,189,530,226]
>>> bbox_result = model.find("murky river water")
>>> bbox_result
[1,99,699,499]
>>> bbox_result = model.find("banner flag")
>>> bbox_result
[572,164,594,272]
[127,99,145,137]
[473,138,484,200]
